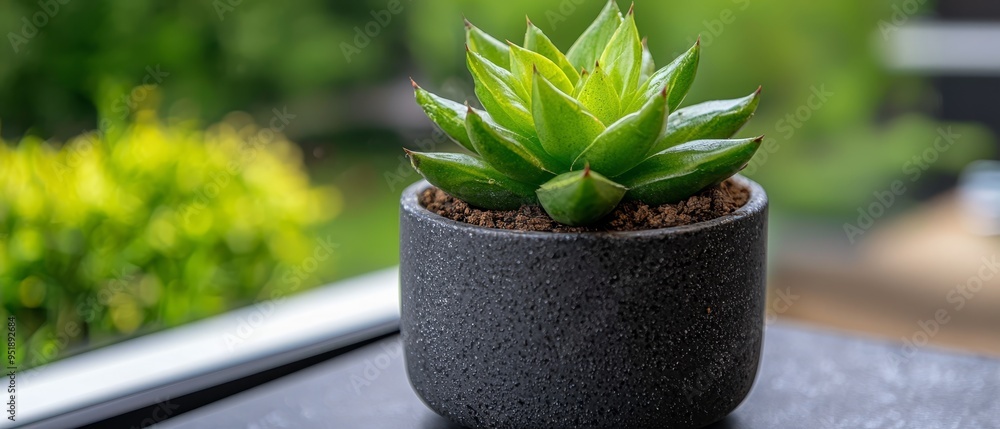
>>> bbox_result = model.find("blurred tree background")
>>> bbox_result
[0,0,996,365]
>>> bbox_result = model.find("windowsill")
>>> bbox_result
[7,268,400,428]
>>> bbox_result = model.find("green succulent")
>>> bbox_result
[408,1,762,226]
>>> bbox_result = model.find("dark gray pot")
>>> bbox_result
[400,175,768,429]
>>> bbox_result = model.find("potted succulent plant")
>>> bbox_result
[400,2,767,428]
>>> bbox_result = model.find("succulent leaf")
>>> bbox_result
[509,43,575,96]
[536,167,626,226]
[524,20,580,83]
[407,151,537,209]
[412,82,476,153]
[628,39,700,112]
[467,50,534,135]
[640,38,655,83]
[466,19,510,68]
[466,108,556,184]
[575,88,668,176]
[573,69,591,95]
[575,63,620,125]
[566,1,623,71]
[653,88,761,154]
[531,73,606,164]
[619,137,763,205]
[599,8,642,98]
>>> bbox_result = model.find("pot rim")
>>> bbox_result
[402,174,767,239]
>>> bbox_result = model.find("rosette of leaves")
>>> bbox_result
[408,1,762,226]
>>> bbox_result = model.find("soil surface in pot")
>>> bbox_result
[419,178,749,232]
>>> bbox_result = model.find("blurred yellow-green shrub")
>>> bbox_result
[0,109,341,367]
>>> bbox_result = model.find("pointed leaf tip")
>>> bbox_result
[526,16,533,27]
[755,85,763,95]
[627,2,635,15]
[696,35,702,46]
[566,0,623,71]
[626,37,700,112]
[409,77,419,89]
[754,135,765,143]
[537,170,626,226]
[619,138,762,205]
[408,152,538,209]
[583,163,591,176]
[598,8,641,98]
[651,90,761,154]
[414,86,478,153]
[463,17,472,29]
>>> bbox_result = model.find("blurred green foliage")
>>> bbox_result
[0,0,410,139]
[0,107,340,367]
[748,115,996,215]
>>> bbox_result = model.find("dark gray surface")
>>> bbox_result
[9,269,401,429]
[155,323,1000,429]
[399,178,768,428]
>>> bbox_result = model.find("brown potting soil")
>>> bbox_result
[419,178,750,233]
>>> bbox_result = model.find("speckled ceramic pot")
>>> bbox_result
[399,175,768,429]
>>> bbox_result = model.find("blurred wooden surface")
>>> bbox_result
[769,193,1000,357]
